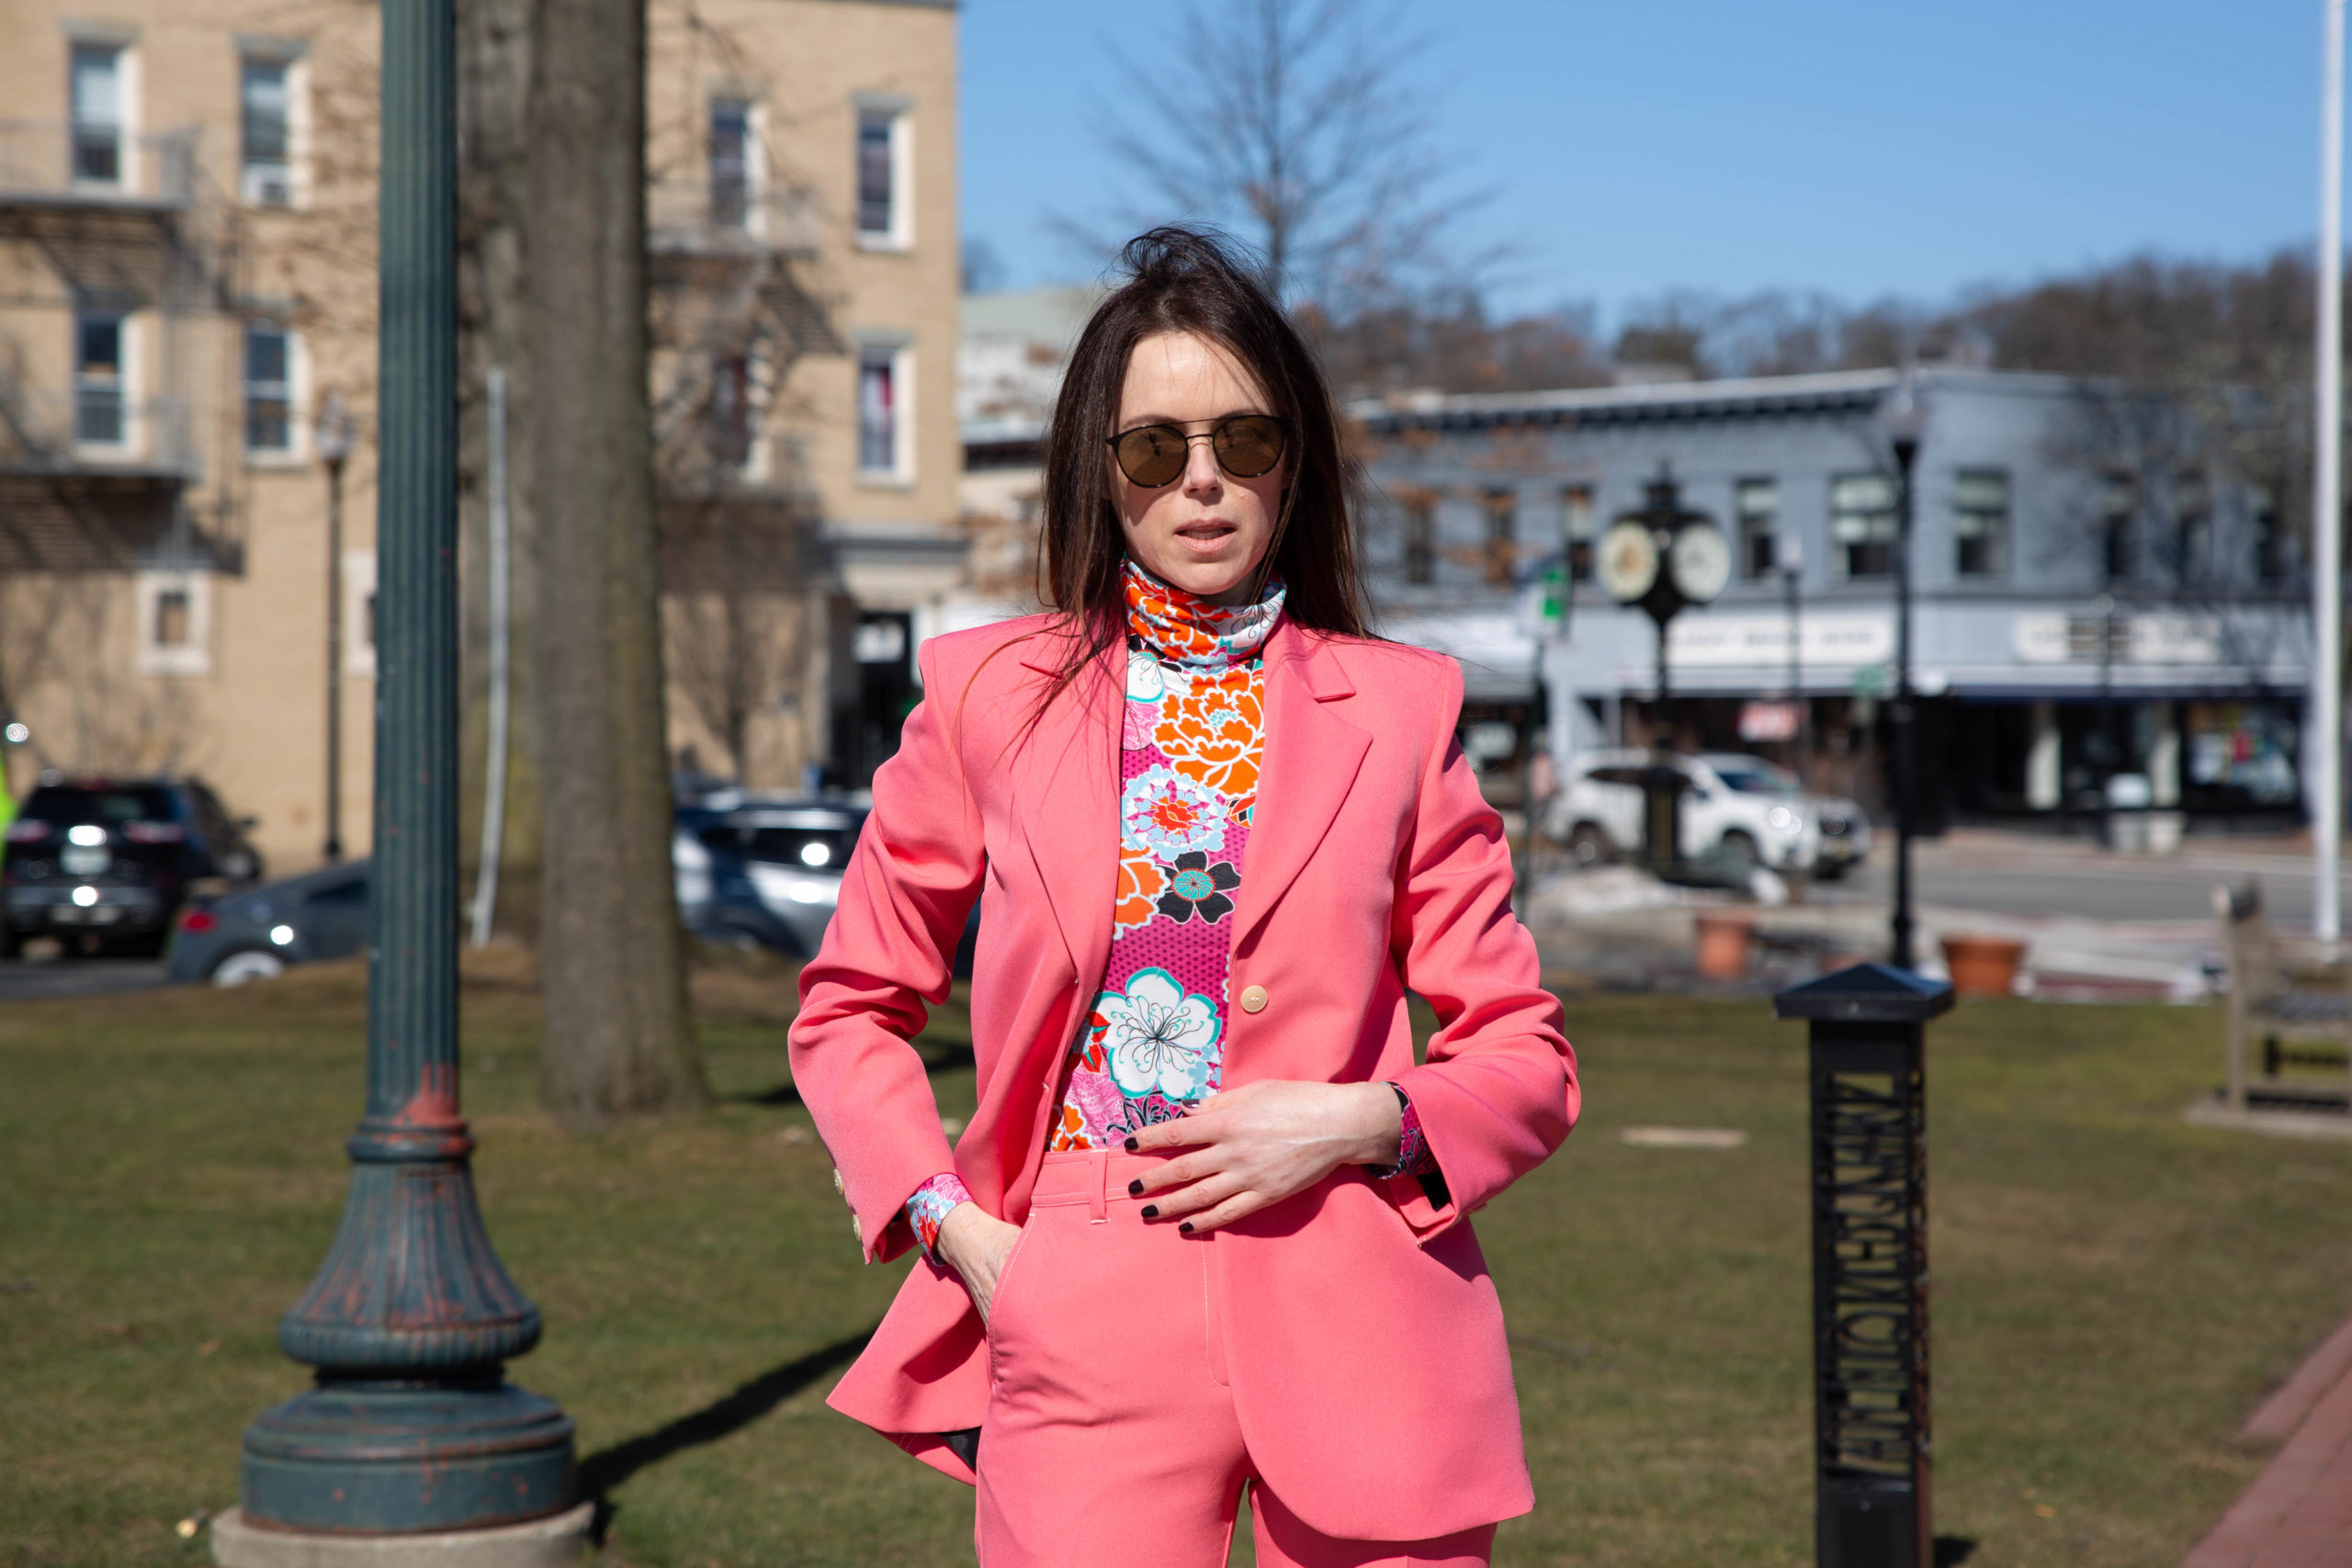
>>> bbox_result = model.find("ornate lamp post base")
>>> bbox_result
[242,1377,575,1533]
[211,1500,594,1568]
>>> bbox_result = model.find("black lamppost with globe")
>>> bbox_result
[1596,465,1731,874]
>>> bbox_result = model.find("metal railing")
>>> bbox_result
[0,384,198,476]
[646,173,818,255]
[0,119,197,209]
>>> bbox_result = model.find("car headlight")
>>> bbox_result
[1767,806,1798,832]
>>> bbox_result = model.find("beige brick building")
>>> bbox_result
[0,0,962,874]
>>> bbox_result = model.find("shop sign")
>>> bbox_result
[2012,610,2222,665]
[1666,613,1894,669]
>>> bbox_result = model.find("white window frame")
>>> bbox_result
[854,337,913,484]
[852,94,912,252]
[707,95,768,235]
[242,320,307,464]
[235,42,310,209]
[72,306,135,455]
[66,35,137,193]
[135,569,210,677]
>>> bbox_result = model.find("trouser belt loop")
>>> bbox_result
[1089,1148,1109,1224]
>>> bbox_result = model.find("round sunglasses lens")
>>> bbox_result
[1116,426,1187,486]
[1216,417,1283,477]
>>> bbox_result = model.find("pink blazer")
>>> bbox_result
[788,612,1578,1540]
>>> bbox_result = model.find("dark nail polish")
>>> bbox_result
[1140,1204,1159,1219]
[1123,1136,1138,1152]
[1179,1221,1195,1235]
[1126,1179,1143,1196]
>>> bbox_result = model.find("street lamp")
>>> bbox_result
[220,0,581,1556]
[1781,536,1805,776]
[1882,370,1927,972]
[316,391,353,863]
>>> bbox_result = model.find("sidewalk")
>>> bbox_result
[2186,1314,2352,1567]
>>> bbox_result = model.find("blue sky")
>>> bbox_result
[961,1,2326,321]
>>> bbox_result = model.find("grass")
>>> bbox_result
[4,954,2350,1567]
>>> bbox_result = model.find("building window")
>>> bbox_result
[2099,470,2134,583]
[2252,485,2288,584]
[70,42,124,186]
[1830,472,1897,578]
[1561,484,1595,585]
[1952,468,2009,578]
[2174,468,2211,582]
[244,323,292,453]
[709,98,752,230]
[240,55,292,205]
[135,570,210,676]
[74,310,126,446]
[857,345,907,478]
[1736,477,1779,578]
[1482,490,1516,585]
[711,354,752,468]
[1402,493,1435,584]
[855,106,908,247]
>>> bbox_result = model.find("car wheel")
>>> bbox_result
[113,932,167,960]
[1566,823,1613,870]
[211,949,288,987]
[1719,830,1760,879]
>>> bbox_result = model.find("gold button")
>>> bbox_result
[851,1213,864,1247]
[1239,985,1268,1014]
[833,1167,846,1200]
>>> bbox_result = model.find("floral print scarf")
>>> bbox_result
[1045,559,1284,1151]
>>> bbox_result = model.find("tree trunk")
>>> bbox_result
[525,0,706,1125]
[458,0,543,942]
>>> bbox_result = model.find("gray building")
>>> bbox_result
[1354,367,2312,826]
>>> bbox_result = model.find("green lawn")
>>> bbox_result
[3,955,2347,1567]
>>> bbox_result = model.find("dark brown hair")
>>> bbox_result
[1034,226,1370,694]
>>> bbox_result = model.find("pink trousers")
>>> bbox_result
[974,1149,1497,1568]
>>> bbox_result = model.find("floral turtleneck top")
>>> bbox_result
[902,560,1432,1261]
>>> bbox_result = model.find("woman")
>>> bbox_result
[789,227,1577,1568]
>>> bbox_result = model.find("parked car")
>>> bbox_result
[167,860,369,986]
[673,793,979,970]
[674,796,867,958]
[2,776,264,957]
[1694,752,1873,880]
[1542,749,1821,876]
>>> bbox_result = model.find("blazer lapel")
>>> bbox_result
[1012,634,1122,988]
[1233,623,1371,952]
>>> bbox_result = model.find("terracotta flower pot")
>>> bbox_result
[1940,934,2026,998]
[1693,910,1755,980]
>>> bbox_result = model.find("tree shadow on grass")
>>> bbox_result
[582,1325,876,1540]
[1934,1537,1979,1566]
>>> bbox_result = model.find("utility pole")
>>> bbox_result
[2316,0,2345,944]
[317,394,351,862]
[1884,375,1926,973]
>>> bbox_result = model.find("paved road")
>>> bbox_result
[0,956,170,1001]
[1818,835,2352,929]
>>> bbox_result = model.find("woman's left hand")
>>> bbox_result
[1125,1079,1401,1234]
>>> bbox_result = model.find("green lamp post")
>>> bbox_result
[225,0,578,1542]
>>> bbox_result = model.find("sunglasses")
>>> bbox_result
[1105,414,1288,489]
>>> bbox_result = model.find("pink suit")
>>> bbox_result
[788,613,1578,1546]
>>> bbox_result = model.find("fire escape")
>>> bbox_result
[0,118,243,576]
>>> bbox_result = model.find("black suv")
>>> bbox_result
[2,777,263,956]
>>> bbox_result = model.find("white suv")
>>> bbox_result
[1544,749,1823,875]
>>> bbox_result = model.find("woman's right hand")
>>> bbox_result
[934,1202,1024,1325]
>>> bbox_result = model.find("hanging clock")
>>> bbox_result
[1668,521,1731,605]
[1597,519,1660,604]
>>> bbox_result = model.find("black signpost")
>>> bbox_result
[1773,963,1953,1568]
